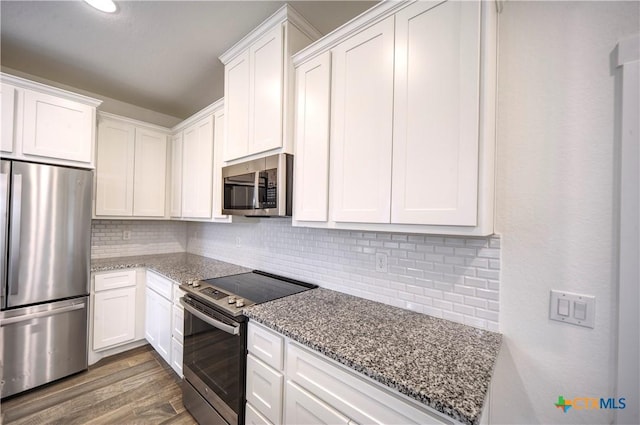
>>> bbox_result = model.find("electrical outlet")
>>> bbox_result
[375,253,388,273]
[122,230,131,240]
[235,237,241,248]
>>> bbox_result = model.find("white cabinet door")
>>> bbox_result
[172,302,184,343]
[1,83,16,153]
[212,110,230,221]
[284,381,349,425]
[294,51,331,222]
[246,403,273,425]
[22,89,94,164]
[330,17,395,223]
[182,115,213,218]
[224,50,250,161]
[392,0,481,225]
[95,119,135,216]
[246,354,284,425]
[171,337,183,378]
[170,132,183,217]
[133,128,167,217]
[93,286,136,351]
[145,287,172,365]
[249,25,284,154]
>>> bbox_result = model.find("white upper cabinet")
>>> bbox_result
[220,5,321,162]
[181,115,214,218]
[169,133,183,217]
[292,0,497,236]
[132,128,167,217]
[249,25,284,154]
[95,118,135,216]
[392,0,480,225]
[293,52,332,222]
[224,51,251,161]
[330,17,395,224]
[212,109,230,221]
[1,83,16,153]
[95,113,169,218]
[0,73,101,168]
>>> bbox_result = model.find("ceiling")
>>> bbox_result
[1,0,376,120]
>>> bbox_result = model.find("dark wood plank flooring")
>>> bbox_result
[1,344,197,425]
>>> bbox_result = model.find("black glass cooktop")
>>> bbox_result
[202,271,316,304]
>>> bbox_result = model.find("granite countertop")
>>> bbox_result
[91,253,250,284]
[244,288,502,425]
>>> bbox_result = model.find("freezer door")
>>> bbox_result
[0,160,9,309]
[0,297,89,398]
[7,162,93,308]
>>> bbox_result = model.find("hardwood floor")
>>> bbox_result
[1,345,197,425]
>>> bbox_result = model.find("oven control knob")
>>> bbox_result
[192,281,200,288]
[228,296,236,304]
[235,298,245,308]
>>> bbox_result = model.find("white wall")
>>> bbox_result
[492,2,639,424]
[187,219,501,331]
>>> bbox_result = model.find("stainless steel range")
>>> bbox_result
[180,270,316,425]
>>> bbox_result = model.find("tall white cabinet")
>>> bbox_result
[220,4,321,162]
[292,0,497,236]
[94,113,169,218]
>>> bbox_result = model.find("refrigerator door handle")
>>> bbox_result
[8,173,22,296]
[0,170,8,306]
[0,303,85,327]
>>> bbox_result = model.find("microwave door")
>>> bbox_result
[224,173,256,211]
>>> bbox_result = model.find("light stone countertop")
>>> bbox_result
[244,288,502,425]
[91,252,250,284]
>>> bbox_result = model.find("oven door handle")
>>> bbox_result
[180,298,240,336]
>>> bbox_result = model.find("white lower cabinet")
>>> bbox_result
[93,270,137,351]
[284,381,349,425]
[170,283,185,377]
[247,321,455,425]
[246,354,284,424]
[145,271,173,365]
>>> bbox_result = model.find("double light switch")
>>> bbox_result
[549,290,595,328]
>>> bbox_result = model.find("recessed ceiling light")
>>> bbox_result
[84,0,117,13]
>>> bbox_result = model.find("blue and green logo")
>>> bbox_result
[555,395,626,413]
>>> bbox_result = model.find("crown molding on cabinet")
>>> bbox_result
[292,0,413,66]
[171,98,223,133]
[98,111,171,133]
[219,4,322,65]
[1,72,102,107]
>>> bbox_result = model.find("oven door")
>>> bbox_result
[181,296,245,425]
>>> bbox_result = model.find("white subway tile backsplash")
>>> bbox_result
[91,220,187,259]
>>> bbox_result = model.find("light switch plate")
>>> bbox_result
[549,290,596,328]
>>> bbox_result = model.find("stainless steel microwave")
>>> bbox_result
[222,153,293,217]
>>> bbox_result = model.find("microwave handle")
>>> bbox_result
[253,172,260,209]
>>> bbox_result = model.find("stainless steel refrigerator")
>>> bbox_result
[0,160,93,398]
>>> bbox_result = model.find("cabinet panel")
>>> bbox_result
[293,52,331,222]
[246,402,273,425]
[392,0,481,225]
[172,302,184,343]
[182,115,214,218]
[22,89,94,163]
[224,51,250,161]
[133,128,167,217]
[94,286,136,351]
[1,83,16,153]
[171,337,183,377]
[330,17,395,223]
[95,119,135,216]
[145,287,172,365]
[170,133,183,217]
[212,110,230,220]
[249,25,284,154]
[284,381,349,425]
[247,354,284,425]
[248,321,284,370]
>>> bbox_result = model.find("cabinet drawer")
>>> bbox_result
[248,321,284,370]
[287,342,452,425]
[146,270,173,300]
[246,403,273,425]
[285,381,349,425]
[246,354,284,425]
[95,270,136,292]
